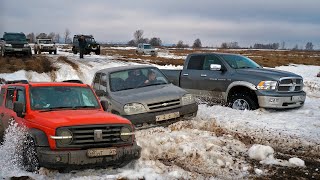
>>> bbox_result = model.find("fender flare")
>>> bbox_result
[28,128,49,147]
[225,81,257,101]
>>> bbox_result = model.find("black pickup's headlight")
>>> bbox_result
[51,129,73,145]
[120,127,133,141]
[257,81,277,90]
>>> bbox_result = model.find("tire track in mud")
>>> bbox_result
[143,119,320,179]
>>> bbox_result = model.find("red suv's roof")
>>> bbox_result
[4,82,88,87]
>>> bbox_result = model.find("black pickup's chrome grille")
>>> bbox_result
[277,77,303,92]
[147,99,181,111]
[56,124,131,148]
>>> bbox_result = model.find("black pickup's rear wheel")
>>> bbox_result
[228,92,258,110]
[95,49,100,55]
[22,136,40,172]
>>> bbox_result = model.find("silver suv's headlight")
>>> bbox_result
[257,81,277,90]
[24,44,30,48]
[182,94,195,105]
[5,44,12,47]
[124,103,147,115]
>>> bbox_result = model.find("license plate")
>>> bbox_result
[156,112,180,122]
[14,49,22,51]
[87,148,117,157]
[292,96,303,101]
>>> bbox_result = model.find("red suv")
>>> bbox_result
[0,80,141,172]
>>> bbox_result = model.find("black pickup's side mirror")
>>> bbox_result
[95,90,108,97]
[13,102,25,118]
[100,100,108,111]
[210,64,222,71]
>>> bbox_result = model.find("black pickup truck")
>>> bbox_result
[162,53,306,110]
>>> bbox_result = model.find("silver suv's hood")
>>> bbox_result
[111,84,186,105]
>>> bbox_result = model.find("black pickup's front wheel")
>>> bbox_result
[228,93,258,110]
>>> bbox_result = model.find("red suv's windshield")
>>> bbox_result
[30,86,100,110]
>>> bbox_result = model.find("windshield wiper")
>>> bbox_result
[238,66,253,69]
[39,106,75,112]
[72,106,97,109]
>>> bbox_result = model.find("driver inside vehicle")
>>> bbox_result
[61,93,80,107]
[144,70,157,85]
[125,69,147,88]
[32,89,49,109]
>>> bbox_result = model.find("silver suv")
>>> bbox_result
[92,65,198,127]
[34,38,57,54]
[136,43,157,56]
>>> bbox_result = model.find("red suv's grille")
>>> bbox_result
[56,124,132,148]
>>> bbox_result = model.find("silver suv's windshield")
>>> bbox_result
[109,67,169,92]
[220,54,261,69]
[143,44,152,49]
[30,86,100,111]
[38,39,53,44]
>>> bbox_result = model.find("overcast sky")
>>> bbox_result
[1,0,319,48]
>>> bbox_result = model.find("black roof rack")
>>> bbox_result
[6,80,29,84]
[62,80,83,84]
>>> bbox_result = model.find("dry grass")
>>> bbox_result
[101,48,184,66]
[0,55,57,73]
[101,47,320,67]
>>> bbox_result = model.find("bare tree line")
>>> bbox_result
[26,28,71,44]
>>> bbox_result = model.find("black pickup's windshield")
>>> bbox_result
[109,67,169,92]
[30,86,100,110]
[85,38,96,43]
[220,54,261,69]
[4,33,27,42]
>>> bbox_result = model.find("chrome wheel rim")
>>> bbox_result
[232,99,250,110]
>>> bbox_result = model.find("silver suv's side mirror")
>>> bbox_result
[210,64,222,71]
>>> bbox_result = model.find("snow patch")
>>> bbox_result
[248,144,274,161]
[289,157,305,167]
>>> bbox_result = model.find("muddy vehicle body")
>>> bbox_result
[0,80,141,172]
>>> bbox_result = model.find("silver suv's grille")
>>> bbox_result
[277,77,303,92]
[56,124,131,148]
[147,99,181,111]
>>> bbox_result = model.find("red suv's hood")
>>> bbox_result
[27,110,131,129]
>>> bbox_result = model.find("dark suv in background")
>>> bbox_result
[0,32,32,57]
[72,34,100,55]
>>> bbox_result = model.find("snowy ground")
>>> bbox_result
[0,48,319,179]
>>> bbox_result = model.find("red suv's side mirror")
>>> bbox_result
[13,101,25,118]
[100,100,108,111]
